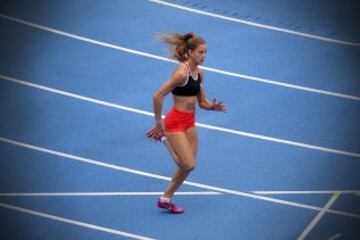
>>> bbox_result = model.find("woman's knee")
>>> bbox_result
[179,161,196,172]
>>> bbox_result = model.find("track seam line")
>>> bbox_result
[1,74,360,158]
[1,13,359,101]
[0,202,156,240]
[148,0,360,47]
[297,192,340,240]
[0,136,359,219]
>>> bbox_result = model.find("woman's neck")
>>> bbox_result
[185,59,198,72]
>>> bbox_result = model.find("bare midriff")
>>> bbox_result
[172,95,197,112]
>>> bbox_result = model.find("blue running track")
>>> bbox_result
[1,0,360,239]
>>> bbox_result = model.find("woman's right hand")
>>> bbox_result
[146,122,164,141]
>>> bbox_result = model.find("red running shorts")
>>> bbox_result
[164,108,195,132]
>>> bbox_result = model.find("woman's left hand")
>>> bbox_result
[211,98,227,112]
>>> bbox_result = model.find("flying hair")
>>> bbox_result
[157,32,206,62]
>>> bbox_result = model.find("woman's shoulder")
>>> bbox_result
[173,62,188,77]
[168,63,188,84]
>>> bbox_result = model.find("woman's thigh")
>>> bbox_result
[165,131,195,168]
[185,127,198,156]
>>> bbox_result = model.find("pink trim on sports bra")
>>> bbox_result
[182,62,199,80]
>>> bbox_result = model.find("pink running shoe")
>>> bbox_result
[157,199,184,214]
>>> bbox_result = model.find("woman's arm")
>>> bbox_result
[197,69,227,112]
[153,65,187,121]
[147,64,187,139]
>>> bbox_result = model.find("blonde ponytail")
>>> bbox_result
[157,32,205,62]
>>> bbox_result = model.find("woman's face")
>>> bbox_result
[190,44,207,65]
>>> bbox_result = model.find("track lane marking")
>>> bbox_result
[149,0,360,47]
[0,136,359,219]
[1,13,360,101]
[1,74,360,158]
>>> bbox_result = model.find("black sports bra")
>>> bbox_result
[171,63,202,96]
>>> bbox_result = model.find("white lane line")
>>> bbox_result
[1,136,359,219]
[1,13,360,102]
[327,233,342,240]
[0,202,156,240]
[148,0,360,47]
[0,74,153,117]
[0,191,222,197]
[297,193,340,240]
[253,190,360,195]
[194,122,360,158]
[2,74,360,159]
[199,66,360,101]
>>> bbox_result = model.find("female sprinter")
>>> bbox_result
[146,32,227,214]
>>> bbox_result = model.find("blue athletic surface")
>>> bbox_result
[1,0,359,239]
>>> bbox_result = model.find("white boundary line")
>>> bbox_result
[253,190,360,195]
[327,233,342,240]
[0,202,156,240]
[2,74,360,159]
[0,136,359,219]
[148,0,360,47]
[1,13,360,102]
[297,193,340,240]
[0,74,153,116]
[0,191,222,197]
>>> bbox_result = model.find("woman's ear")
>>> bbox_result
[188,49,193,57]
